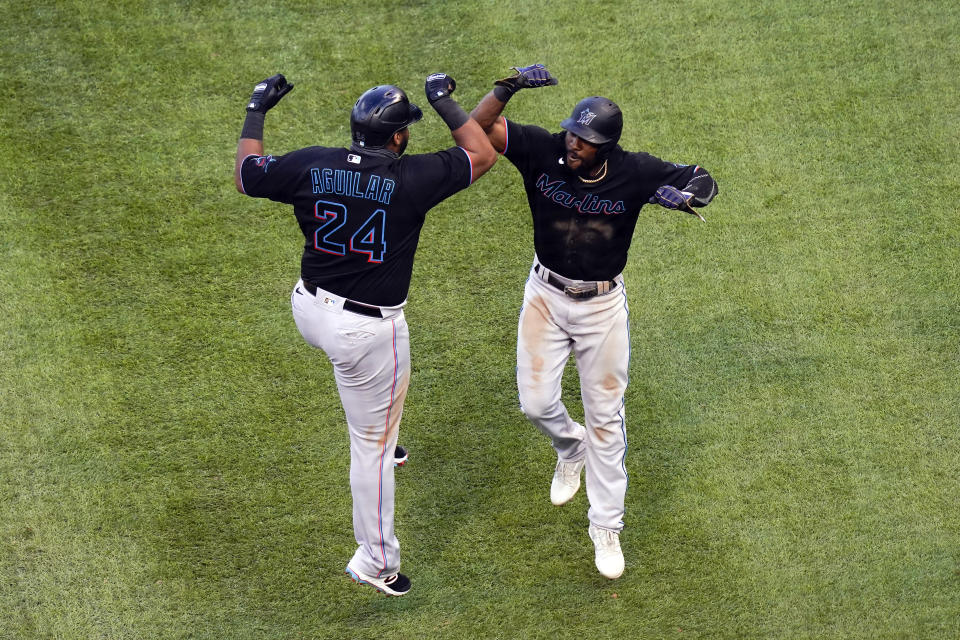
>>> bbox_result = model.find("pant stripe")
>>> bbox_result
[376,319,399,576]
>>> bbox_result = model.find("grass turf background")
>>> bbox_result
[1,0,958,638]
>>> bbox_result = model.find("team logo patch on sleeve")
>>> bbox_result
[254,155,277,173]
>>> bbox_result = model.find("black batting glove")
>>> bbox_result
[424,73,468,130]
[425,73,456,104]
[494,63,558,98]
[241,74,293,139]
[246,74,294,113]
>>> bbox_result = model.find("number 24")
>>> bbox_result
[313,200,387,263]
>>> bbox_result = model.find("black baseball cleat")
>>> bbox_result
[394,445,408,468]
[345,562,412,596]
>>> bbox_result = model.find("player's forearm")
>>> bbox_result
[424,73,496,178]
[469,91,507,132]
[235,74,293,193]
[235,137,263,193]
[450,118,497,177]
[469,92,508,154]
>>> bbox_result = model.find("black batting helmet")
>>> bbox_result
[351,85,423,149]
[560,96,623,150]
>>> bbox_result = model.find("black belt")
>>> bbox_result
[534,264,617,299]
[302,282,384,318]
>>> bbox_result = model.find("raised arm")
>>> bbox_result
[470,91,509,154]
[234,74,293,193]
[469,64,558,154]
[424,73,497,181]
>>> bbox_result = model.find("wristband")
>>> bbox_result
[493,85,515,103]
[240,111,265,140]
[430,96,469,130]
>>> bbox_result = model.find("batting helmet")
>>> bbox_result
[351,85,423,149]
[560,96,623,148]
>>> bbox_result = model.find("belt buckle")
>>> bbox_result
[563,283,598,299]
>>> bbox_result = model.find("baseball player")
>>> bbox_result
[234,72,496,596]
[470,65,718,579]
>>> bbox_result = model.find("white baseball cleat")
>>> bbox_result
[345,561,412,596]
[550,457,585,505]
[589,524,624,579]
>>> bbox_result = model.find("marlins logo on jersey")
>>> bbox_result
[253,155,277,172]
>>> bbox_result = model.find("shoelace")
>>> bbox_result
[557,461,582,478]
[593,528,621,551]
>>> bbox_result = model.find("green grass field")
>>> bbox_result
[2,0,958,638]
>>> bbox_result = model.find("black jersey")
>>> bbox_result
[503,119,708,281]
[240,144,473,306]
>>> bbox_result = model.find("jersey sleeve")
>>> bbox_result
[397,147,474,211]
[239,148,313,204]
[632,153,718,206]
[679,165,718,206]
[502,119,556,175]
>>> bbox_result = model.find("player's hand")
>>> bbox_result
[247,74,294,113]
[651,185,705,221]
[495,63,558,92]
[425,73,456,104]
[651,185,691,209]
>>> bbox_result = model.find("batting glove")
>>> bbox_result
[495,63,558,93]
[651,185,706,221]
[247,74,294,113]
[425,73,456,104]
[651,185,695,209]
